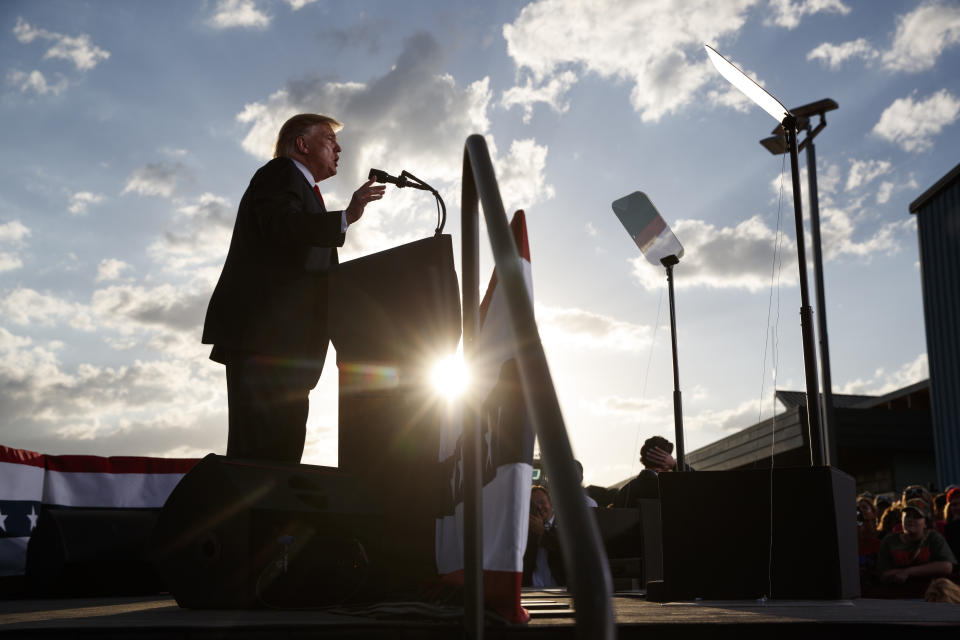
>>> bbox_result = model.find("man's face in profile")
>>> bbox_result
[301,122,341,182]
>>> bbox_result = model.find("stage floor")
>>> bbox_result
[2,590,959,639]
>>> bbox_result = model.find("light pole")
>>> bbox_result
[760,98,839,466]
[705,44,825,466]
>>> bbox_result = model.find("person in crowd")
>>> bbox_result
[858,494,882,586]
[933,492,948,532]
[614,436,691,507]
[874,499,956,598]
[943,487,960,559]
[901,484,933,509]
[878,505,902,540]
[874,494,894,523]
[574,460,599,508]
[523,485,565,588]
[924,577,960,604]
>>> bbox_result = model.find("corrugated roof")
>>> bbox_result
[909,162,960,213]
[774,389,875,409]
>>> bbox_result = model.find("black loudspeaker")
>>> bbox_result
[152,454,425,609]
[658,467,859,600]
[25,507,163,596]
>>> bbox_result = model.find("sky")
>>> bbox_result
[1,0,958,487]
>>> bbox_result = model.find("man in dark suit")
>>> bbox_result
[202,113,385,462]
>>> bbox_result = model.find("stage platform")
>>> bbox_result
[2,590,959,638]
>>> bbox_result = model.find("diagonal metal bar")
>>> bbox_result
[461,134,615,640]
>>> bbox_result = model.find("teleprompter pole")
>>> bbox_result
[785,117,825,466]
[661,255,685,471]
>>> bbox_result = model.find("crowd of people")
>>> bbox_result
[858,485,960,600]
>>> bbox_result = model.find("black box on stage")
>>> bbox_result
[26,507,163,596]
[151,454,422,608]
[658,467,859,600]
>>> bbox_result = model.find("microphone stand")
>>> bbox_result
[379,170,448,236]
[661,254,686,471]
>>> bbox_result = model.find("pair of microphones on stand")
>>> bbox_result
[368,168,446,235]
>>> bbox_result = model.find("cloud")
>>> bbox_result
[147,193,235,272]
[495,138,555,214]
[882,3,960,72]
[96,258,131,283]
[0,254,23,273]
[12,17,110,72]
[845,159,891,191]
[500,0,847,123]
[839,353,928,396]
[872,89,960,152]
[6,69,68,96]
[817,207,910,262]
[122,163,188,198]
[0,326,226,458]
[536,303,653,352]
[234,34,552,258]
[286,0,317,9]
[876,181,894,205]
[0,288,95,331]
[0,220,30,245]
[807,38,878,69]
[500,70,577,123]
[766,0,850,30]
[0,220,30,273]
[207,0,271,29]
[68,191,104,215]
[630,216,798,292]
[91,283,210,335]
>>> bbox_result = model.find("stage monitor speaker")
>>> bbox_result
[658,467,858,600]
[151,454,428,609]
[25,507,163,596]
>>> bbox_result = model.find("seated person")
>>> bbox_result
[872,499,956,598]
[522,485,565,588]
[857,494,882,585]
[575,460,599,507]
[614,436,690,507]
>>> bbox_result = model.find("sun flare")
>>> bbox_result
[430,353,469,401]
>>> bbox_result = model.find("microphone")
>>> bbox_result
[368,168,433,191]
[368,168,403,186]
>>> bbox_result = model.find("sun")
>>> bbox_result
[430,353,469,401]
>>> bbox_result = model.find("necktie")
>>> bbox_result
[313,184,325,207]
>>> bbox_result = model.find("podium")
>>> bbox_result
[330,234,462,584]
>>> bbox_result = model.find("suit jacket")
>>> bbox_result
[202,157,345,380]
[522,521,566,587]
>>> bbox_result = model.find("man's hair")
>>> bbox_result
[274,113,343,159]
[639,436,673,468]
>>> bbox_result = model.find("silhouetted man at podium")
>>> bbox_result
[202,113,385,462]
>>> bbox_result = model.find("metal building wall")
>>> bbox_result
[910,163,960,488]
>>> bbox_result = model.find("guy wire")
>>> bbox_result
[630,284,666,476]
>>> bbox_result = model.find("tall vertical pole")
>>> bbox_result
[785,118,825,466]
[461,155,483,640]
[662,256,685,471]
[805,138,838,466]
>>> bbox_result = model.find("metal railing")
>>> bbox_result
[460,134,614,640]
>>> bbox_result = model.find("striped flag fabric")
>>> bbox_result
[435,210,536,623]
[0,444,197,577]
